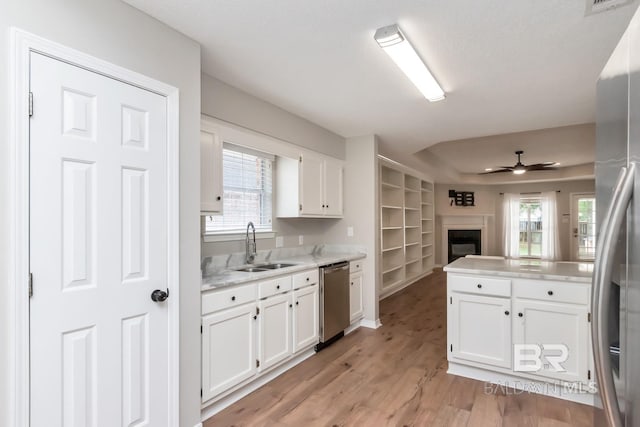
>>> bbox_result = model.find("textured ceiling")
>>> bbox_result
[124,0,637,178]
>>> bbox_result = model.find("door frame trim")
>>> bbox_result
[569,192,596,261]
[10,28,181,426]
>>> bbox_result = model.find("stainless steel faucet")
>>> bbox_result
[246,221,257,264]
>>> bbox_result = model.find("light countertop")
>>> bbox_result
[202,251,365,291]
[443,257,594,283]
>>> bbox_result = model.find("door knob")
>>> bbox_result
[151,289,169,302]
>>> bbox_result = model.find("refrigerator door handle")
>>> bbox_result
[592,162,635,427]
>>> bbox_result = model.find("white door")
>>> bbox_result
[323,159,343,216]
[202,303,258,402]
[513,299,590,383]
[570,193,596,261]
[299,154,324,215]
[449,293,512,369]
[293,285,319,352]
[258,294,293,371]
[30,52,171,426]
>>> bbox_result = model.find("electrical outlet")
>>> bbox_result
[275,236,284,248]
[298,235,304,245]
[347,226,354,237]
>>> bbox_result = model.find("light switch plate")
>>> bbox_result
[347,226,354,237]
[298,235,304,245]
[275,236,284,248]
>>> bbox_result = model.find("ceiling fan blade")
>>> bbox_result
[478,169,514,175]
[525,164,558,171]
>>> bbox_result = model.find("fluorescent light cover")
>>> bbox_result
[374,24,445,102]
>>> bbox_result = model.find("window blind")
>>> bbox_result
[206,144,273,233]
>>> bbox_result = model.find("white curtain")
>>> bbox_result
[540,191,561,260]
[503,193,521,258]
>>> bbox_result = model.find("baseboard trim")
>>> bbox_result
[447,362,596,406]
[359,318,382,329]
[201,348,316,423]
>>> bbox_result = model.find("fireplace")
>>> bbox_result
[448,229,481,263]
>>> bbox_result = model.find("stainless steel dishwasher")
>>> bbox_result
[317,261,350,351]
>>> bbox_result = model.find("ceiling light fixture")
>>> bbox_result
[485,168,493,172]
[374,24,445,102]
[513,164,526,175]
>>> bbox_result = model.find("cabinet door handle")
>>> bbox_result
[216,196,221,201]
[306,277,310,282]
[289,304,292,308]
[296,301,299,306]
[477,284,482,289]
[547,290,554,296]
[505,311,510,316]
[518,312,523,317]
[351,282,353,286]
[231,296,236,301]
[276,285,280,290]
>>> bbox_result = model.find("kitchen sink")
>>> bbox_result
[235,267,269,273]
[259,263,296,269]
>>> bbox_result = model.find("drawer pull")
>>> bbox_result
[231,296,236,301]
[306,277,310,282]
[518,312,523,317]
[505,311,510,316]
[547,290,554,296]
[296,301,299,306]
[289,304,293,308]
[477,284,482,289]
[351,282,354,286]
[277,285,280,290]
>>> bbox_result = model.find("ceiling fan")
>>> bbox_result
[480,150,558,175]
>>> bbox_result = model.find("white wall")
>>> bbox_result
[202,73,345,159]
[0,2,201,426]
[434,179,596,264]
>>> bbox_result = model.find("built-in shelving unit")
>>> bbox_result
[379,160,435,299]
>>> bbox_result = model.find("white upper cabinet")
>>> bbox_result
[200,129,223,215]
[276,153,343,218]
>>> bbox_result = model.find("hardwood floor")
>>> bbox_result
[205,269,594,427]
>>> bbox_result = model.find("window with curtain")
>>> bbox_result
[503,192,560,260]
[205,143,273,234]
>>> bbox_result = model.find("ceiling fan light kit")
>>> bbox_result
[374,24,445,102]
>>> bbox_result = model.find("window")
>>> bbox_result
[205,144,273,234]
[519,198,542,257]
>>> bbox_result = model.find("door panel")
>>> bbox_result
[258,293,293,371]
[449,293,512,369]
[324,160,343,216]
[570,193,596,261]
[29,52,169,426]
[293,285,319,352]
[299,154,324,215]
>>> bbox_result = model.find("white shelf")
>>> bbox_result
[382,245,403,253]
[405,242,420,247]
[382,264,403,275]
[381,205,402,210]
[406,258,421,265]
[382,226,403,230]
[405,225,420,229]
[404,207,420,211]
[422,231,433,234]
[381,181,402,190]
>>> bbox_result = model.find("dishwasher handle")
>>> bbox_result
[321,261,349,272]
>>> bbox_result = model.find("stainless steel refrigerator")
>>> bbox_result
[594,5,640,426]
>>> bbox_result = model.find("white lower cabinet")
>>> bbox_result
[293,284,319,352]
[202,268,321,405]
[513,298,590,383]
[258,293,293,371]
[349,270,363,323]
[202,302,257,402]
[449,293,512,369]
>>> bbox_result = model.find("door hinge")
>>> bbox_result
[200,388,203,397]
[299,204,302,212]
[449,296,452,305]
[588,312,591,323]
[299,156,302,163]
[450,344,453,352]
[588,369,591,380]
[256,307,260,315]
[256,359,260,368]
[28,92,33,117]
[28,273,33,298]
[200,325,203,334]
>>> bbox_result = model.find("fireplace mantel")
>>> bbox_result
[440,215,492,266]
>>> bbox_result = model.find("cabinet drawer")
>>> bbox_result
[293,269,319,289]
[202,283,256,315]
[350,260,363,273]
[448,275,511,297]
[513,280,590,305]
[258,275,293,299]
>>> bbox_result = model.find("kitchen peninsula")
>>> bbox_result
[444,257,595,404]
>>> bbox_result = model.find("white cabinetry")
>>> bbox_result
[276,154,343,218]
[200,129,223,214]
[202,268,320,405]
[349,260,364,323]
[292,284,319,352]
[449,293,512,369]
[202,301,257,402]
[258,293,293,371]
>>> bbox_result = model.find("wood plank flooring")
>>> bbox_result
[205,269,594,427]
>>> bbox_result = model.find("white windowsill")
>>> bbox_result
[202,231,276,243]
